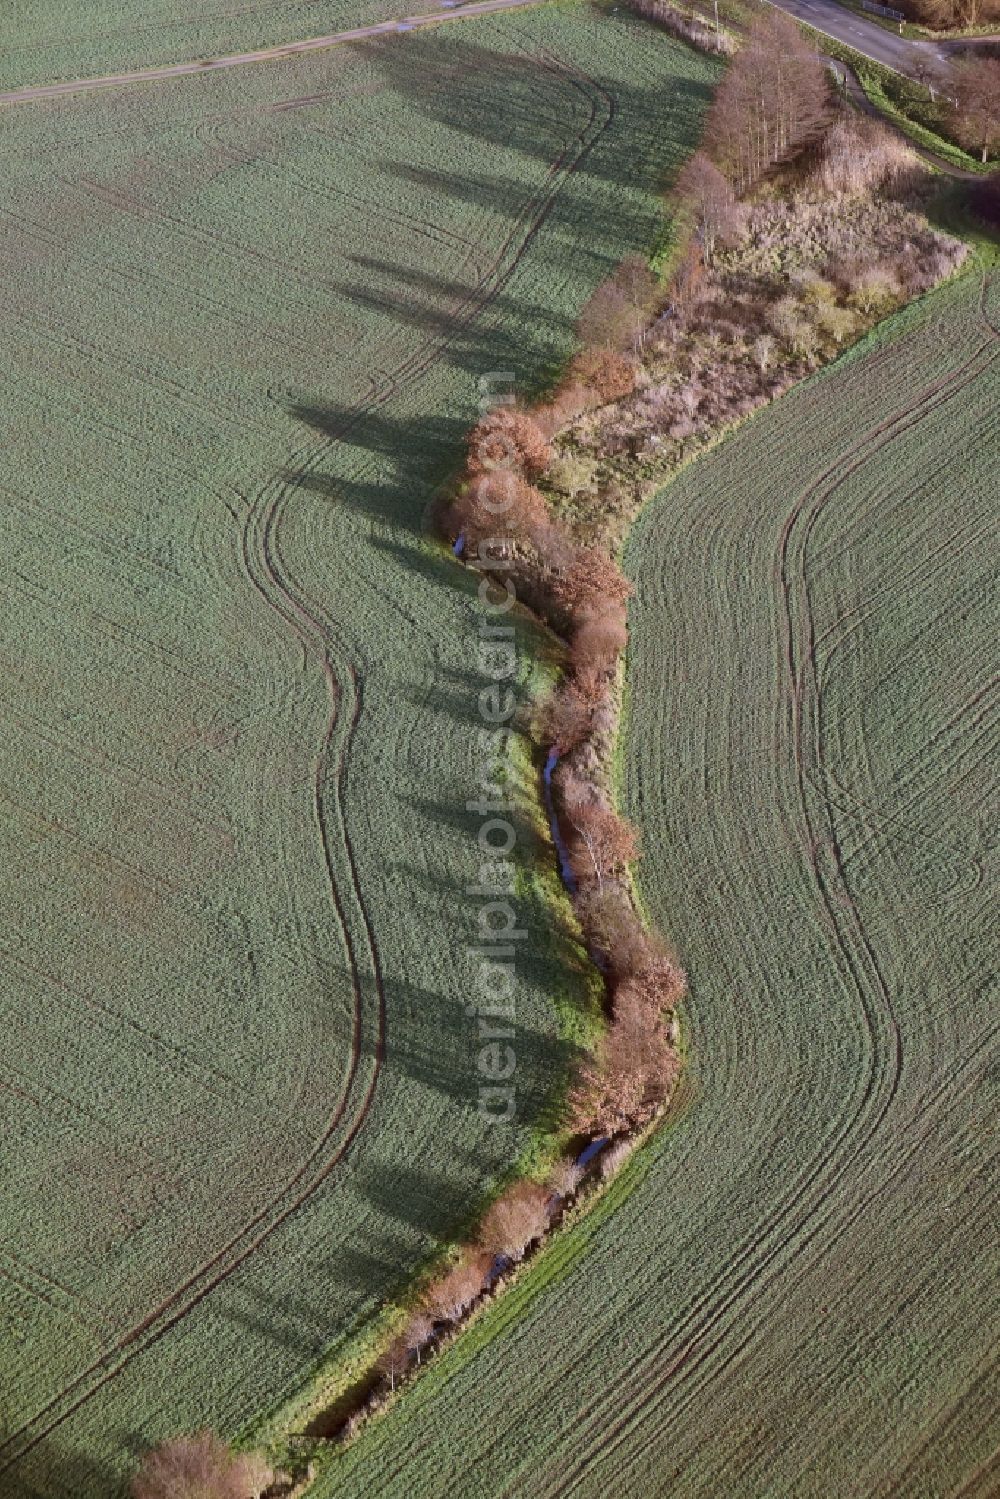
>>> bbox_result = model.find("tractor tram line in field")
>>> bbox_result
[0,38,625,1484]
[521,276,1000,1498]
[0,0,546,108]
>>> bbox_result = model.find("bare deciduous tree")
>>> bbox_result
[377,1336,411,1393]
[467,407,553,479]
[478,1182,550,1262]
[558,774,639,892]
[569,609,628,678]
[671,239,707,312]
[914,0,1000,28]
[575,886,666,981]
[536,680,597,753]
[535,379,597,437]
[578,279,634,351]
[706,13,831,192]
[676,151,743,264]
[132,1432,274,1499]
[403,1311,435,1366]
[451,471,549,551]
[545,545,633,625]
[614,965,687,1027]
[578,257,660,352]
[952,58,1000,163]
[422,1253,489,1323]
[572,998,680,1133]
[567,347,639,403]
[570,950,684,1134]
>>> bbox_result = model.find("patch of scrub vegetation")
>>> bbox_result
[543,26,967,553]
[822,40,998,169]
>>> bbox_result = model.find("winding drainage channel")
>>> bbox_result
[457,538,606,1171]
[543,751,612,1168]
[306,553,618,1446]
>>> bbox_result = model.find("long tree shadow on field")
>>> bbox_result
[381,160,664,271]
[219,1258,413,1356]
[288,404,467,542]
[363,967,581,1125]
[321,252,579,382]
[344,18,717,198]
[0,1438,124,1499]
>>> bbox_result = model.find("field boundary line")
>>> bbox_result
[529,275,1000,1497]
[0,0,548,108]
[0,46,619,1480]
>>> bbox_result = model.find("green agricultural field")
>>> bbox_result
[316,271,1000,1497]
[0,0,440,92]
[0,11,716,1496]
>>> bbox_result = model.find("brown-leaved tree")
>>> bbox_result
[132,1432,273,1499]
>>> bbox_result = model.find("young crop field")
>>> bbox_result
[0,0,444,93]
[314,270,1000,1498]
[0,10,717,1495]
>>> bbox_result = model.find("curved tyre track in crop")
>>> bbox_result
[0,0,545,105]
[322,272,999,1499]
[0,43,618,1481]
[537,282,1000,1499]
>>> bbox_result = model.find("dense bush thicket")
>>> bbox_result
[131,1431,274,1499]
[450,11,967,1142]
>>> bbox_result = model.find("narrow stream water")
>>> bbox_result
[542,746,576,893]
[542,748,610,1173]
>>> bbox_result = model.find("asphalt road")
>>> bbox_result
[766,0,953,76]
